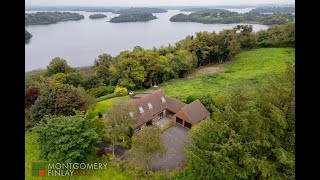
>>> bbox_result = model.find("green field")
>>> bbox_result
[160,48,295,101]
[91,48,294,114]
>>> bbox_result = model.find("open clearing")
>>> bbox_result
[186,66,225,79]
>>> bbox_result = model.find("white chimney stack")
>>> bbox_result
[129,91,134,99]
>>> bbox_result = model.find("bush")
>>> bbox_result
[54,73,66,83]
[185,95,197,104]
[25,86,39,109]
[86,86,115,98]
[114,86,128,96]
[36,113,100,163]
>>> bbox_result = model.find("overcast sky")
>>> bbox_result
[26,0,295,7]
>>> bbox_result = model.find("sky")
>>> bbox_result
[26,0,295,7]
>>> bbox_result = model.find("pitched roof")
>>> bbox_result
[166,96,186,112]
[129,89,185,127]
[180,100,210,124]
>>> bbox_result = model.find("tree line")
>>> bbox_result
[26,22,294,93]
[114,7,168,14]
[250,6,295,14]
[25,12,84,26]
[170,8,294,25]
[89,14,107,19]
[110,13,157,23]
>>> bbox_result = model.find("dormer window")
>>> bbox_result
[161,97,166,103]
[147,102,153,109]
[129,112,133,117]
[138,107,144,113]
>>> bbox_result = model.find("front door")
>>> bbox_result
[146,120,152,126]
[158,112,163,120]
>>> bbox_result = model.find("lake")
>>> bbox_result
[25,9,269,71]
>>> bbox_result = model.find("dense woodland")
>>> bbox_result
[25,29,32,41]
[89,13,107,19]
[25,13,295,179]
[25,11,84,25]
[110,13,157,23]
[170,8,295,25]
[114,7,168,14]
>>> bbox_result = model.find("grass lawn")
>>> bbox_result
[160,48,295,101]
[89,96,129,118]
[25,131,133,180]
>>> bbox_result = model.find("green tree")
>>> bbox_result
[105,100,136,155]
[36,113,100,163]
[30,84,93,124]
[127,126,166,177]
[46,57,74,76]
[94,53,114,84]
[184,62,295,179]
[118,51,146,89]
[235,25,257,49]
[217,29,240,63]
[81,75,104,90]
[63,72,83,87]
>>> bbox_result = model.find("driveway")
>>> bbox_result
[149,124,192,171]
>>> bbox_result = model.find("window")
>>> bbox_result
[138,106,144,113]
[147,102,153,109]
[129,112,133,117]
[161,96,166,103]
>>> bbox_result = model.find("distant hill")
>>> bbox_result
[25,6,116,12]
[110,13,157,23]
[89,14,107,19]
[114,7,167,14]
[250,6,295,14]
[180,8,210,12]
[25,12,84,25]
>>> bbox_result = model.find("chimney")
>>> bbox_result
[153,85,158,90]
[129,91,134,99]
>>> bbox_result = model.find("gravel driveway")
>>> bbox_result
[149,124,192,171]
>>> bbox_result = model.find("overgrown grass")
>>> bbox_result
[25,131,133,180]
[160,48,295,101]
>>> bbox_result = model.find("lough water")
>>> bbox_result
[25,9,269,71]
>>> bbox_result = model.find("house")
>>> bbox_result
[127,86,210,131]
